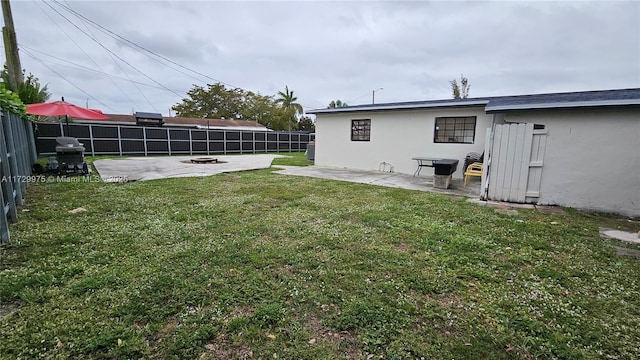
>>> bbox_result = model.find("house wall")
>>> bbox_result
[504,108,640,217]
[314,107,493,178]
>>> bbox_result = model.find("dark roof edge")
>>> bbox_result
[308,100,490,114]
[310,88,640,115]
[485,99,640,112]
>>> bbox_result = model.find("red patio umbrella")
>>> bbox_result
[27,98,109,136]
[26,99,109,120]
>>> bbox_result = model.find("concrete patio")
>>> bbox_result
[93,154,282,182]
[272,165,481,197]
[93,155,481,197]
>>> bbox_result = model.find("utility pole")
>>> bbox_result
[2,0,23,89]
[372,87,383,104]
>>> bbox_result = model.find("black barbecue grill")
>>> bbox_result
[51,136,89,175]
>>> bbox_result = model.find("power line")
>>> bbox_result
[34,1,318,113]
[62,0,207,90]
[51,0,240,89]
[18,44,185,93]
[22,47,112,111]
[346,91,372,105]
[33,0,141,110]
[40,2,163,111]
[41,0,181,102]
[38,1,158,111]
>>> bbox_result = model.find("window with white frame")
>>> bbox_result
[434,116,476,144]
[351,119,371,141]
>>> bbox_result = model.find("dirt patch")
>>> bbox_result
[201,334,253,360]
[0,302,19,319]
[305,314,362,358]
[273,264,295,277]
[535,205,566,216]
[155,321,178,343]
[395,242,412,252]
[436,294,464,309]
[494,207,518,216]
[229,305,254,318]
[445,195,466,202]
[484,201,520,215]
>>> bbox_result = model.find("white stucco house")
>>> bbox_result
[308,88,640,217]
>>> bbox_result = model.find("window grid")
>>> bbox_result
[351,119,371,141]
[434,116,476,144]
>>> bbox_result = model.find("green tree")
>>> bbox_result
[1,67,50,104]
[172,83,244,119]
[450,74,470,99]
[328,99,348,108]
[172,82,294,130]
[275,85,303,132]
[297,116,315,132]
[0,81,26,117]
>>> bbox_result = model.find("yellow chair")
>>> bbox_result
[464,162,483,187]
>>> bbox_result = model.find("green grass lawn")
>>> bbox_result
[1,156,639,359]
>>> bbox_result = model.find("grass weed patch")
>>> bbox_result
[1,161,638,359]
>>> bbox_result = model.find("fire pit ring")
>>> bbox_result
[190,157,218,164]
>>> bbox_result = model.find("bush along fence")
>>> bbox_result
[0,111,37,243]
[34,122,315,156]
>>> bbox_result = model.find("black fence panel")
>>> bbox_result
[122,140,145,153]
[121,127,143,138]
[146,128,167,140]
[92,126,118,138]
[35,122,314,156]
[93,140,119,153]
[68,124,91,138]
[192,130,207,140]
[147,141,169,152]
[170,141,190,152]
[170,129,190,140]
[210,131,224,141]
[192,142,207,152]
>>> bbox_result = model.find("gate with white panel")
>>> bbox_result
[484,123,548,203]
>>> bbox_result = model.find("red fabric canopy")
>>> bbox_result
[26,100,109,120]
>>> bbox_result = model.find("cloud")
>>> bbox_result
[10,0,639,114]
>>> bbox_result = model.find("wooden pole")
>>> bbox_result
[1,0,23,89]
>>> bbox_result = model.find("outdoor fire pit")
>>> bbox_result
[189,157,218,164]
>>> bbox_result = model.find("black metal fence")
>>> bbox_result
[35,122,315,156]
[0,111,37,243]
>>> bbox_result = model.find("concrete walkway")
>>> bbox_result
[93,154,282,182]
[273,165,481,197]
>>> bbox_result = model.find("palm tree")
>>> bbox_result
[275,85,303,131]
[328,99,348,108]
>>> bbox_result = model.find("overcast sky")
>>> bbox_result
[9,0,640,115]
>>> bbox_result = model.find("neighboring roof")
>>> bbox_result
[308,88,640,114]
[75,114,268,131]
